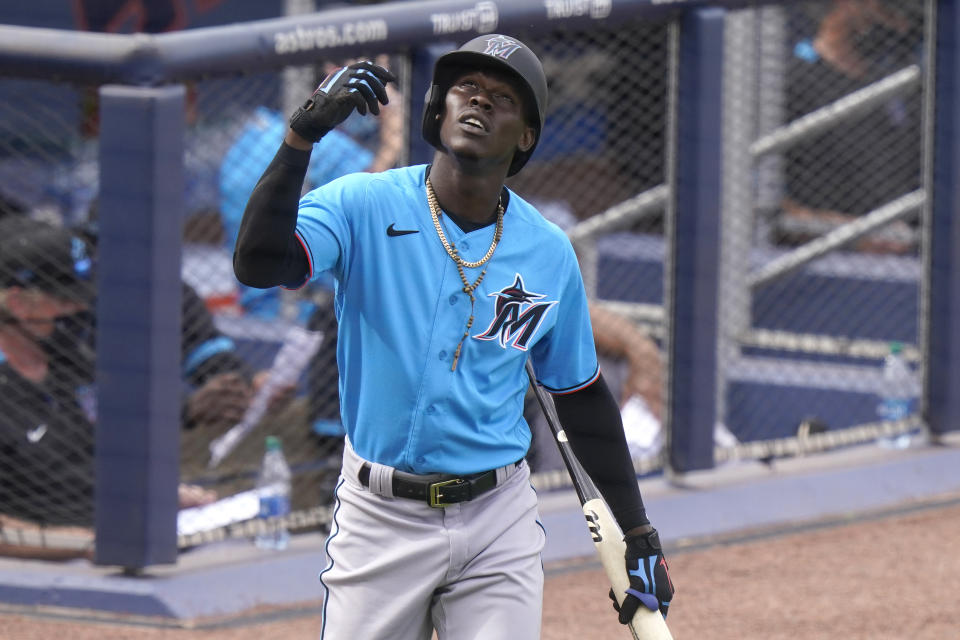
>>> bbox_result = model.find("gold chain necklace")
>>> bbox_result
[425,177,504,371]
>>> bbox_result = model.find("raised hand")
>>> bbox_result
[289,61,397,143]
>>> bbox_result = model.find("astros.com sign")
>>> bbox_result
[430,1,499,35]
[273,19,389,54]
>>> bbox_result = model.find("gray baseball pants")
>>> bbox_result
[318,439,545,639]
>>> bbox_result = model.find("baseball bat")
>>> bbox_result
[525,361,673,640]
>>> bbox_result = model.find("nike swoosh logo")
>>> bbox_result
[387,223,419,237]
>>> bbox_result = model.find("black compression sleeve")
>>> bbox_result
[552,374,649,532]
[233,142,312,288]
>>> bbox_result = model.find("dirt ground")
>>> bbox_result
[3,497,959,639]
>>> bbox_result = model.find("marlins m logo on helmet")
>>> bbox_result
[483,35,523,59]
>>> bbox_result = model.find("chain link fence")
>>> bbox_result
[0,76,100,555]
[0,0,933,554]
[720,0,926,449]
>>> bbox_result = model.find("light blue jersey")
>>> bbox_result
[295,164,598,474]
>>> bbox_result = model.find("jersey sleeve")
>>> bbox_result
[530,237,599,393]
[294,174,367,283]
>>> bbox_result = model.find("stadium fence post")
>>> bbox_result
[665,7,725,475]
[94,84,184,569]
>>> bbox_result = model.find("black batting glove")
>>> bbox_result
[289,61,396,143]
[610,527,674,623]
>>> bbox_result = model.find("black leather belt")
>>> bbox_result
[358,462,519,508]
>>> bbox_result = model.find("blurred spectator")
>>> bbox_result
[807,0,914,79]
[301,287,345,508]
[590,304,664,421]
[525,303,665,472]
[305,289,341,438]
[0,215,295,529]
[0,218,98,530]
[780,0,923,253]
[520,201,666,470]
[219,55,402,319]
[525,301,739,472]
[0,216,215,527]
[77,200,276,435]
[73,0,189,34]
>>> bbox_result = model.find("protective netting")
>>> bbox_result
[720,0,927,446]
[0,77,99,545]
[0,0,933,552]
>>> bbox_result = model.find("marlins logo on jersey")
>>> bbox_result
[475,273,556,350]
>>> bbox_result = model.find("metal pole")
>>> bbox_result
[665,8,726,474]
[924,0,960,438]
[718,8,758,446]
[95,85,184,568]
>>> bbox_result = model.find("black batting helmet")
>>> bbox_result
[421,34,548,176]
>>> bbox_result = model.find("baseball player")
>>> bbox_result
[233,34,673,639]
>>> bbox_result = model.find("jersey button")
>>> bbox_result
[426,405,436,414]
[449,294,458,305]
[439,350,447,360]
[416,456,426,464]
[461,241,470,250]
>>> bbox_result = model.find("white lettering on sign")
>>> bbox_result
[274,19,389,55]
[430,1,499,35]
[544,0,612,20]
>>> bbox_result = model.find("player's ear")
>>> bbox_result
[517,125,535,153]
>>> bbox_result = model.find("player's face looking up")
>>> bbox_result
[438,68,536,172]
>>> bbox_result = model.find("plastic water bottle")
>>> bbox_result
[876,342,915,449]
[254,436,292,550]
